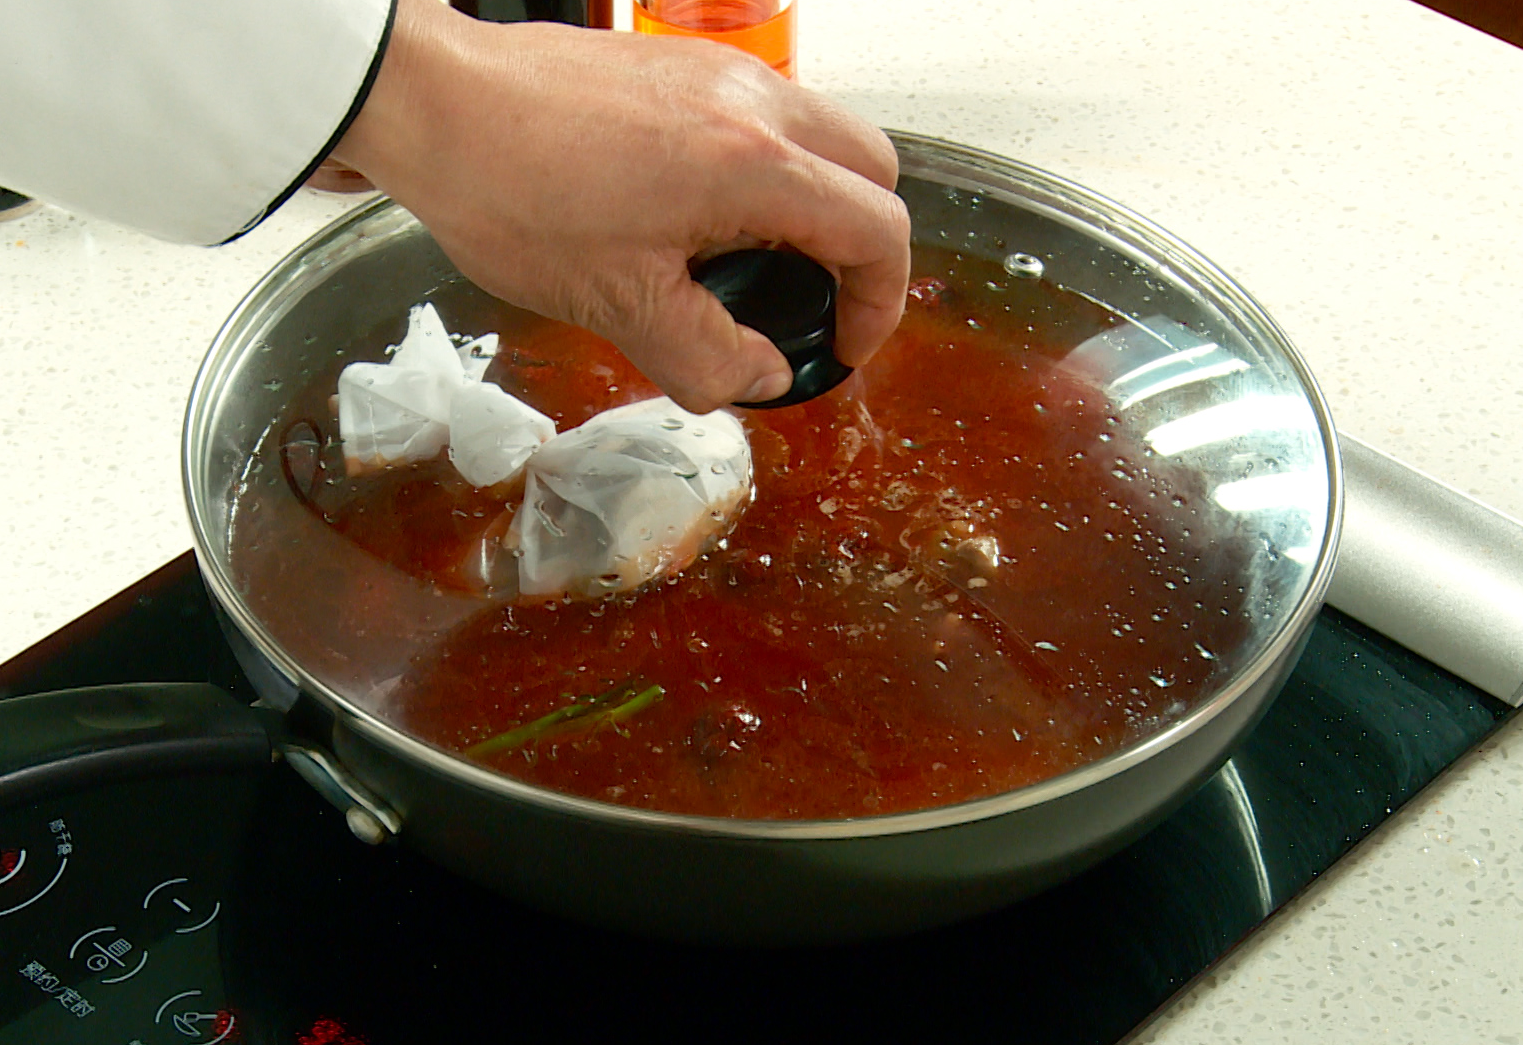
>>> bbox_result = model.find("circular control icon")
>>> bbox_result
[0,819,72,919]
[143,877,221,934]
[154,990,236,1044]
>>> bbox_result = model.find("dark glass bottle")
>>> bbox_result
[449,1,613,27]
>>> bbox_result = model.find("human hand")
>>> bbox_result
[332,0,910,413]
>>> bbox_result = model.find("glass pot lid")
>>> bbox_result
[185,131,1341,824]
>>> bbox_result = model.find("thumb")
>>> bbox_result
[612,271,793,414]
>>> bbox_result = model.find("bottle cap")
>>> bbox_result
[693,249,852,409]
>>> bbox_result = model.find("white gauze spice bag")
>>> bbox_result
[510,397,752,600]
[448,381,556,489]
[336,363,453,475]
[337,303,464,475]
[337,303,551,487]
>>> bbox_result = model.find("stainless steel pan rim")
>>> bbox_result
[183,130,1343,842]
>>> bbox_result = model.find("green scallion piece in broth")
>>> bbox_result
[466,682,664,758]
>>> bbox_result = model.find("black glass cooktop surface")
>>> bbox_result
[0,554,1511,1044]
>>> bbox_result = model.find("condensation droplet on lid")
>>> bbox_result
[1150,674,1175,688]
[1034,641,1059,652]
[659,417,684,431]
[1003,252,1045,279]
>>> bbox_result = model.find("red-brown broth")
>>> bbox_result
[230,248,1250,819]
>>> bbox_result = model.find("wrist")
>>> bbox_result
[331,0,468,183]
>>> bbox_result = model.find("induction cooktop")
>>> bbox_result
[0,544,1510,1045]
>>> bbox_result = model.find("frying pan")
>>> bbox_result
[5,134,1342,943]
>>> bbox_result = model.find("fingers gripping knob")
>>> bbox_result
[694,249,851,409]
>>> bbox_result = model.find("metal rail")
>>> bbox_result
[1328,434,1523,706]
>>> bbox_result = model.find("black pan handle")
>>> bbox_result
[0,683,276,810]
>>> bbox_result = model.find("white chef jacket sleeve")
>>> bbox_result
[0,0,395,245]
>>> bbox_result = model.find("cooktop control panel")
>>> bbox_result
[0,773,261,1045]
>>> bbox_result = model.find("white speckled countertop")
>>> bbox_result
[2,0,1520,1039]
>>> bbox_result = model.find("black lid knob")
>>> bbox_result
[693,249,852,409]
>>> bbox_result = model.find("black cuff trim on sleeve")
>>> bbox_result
[217,0,400,246]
